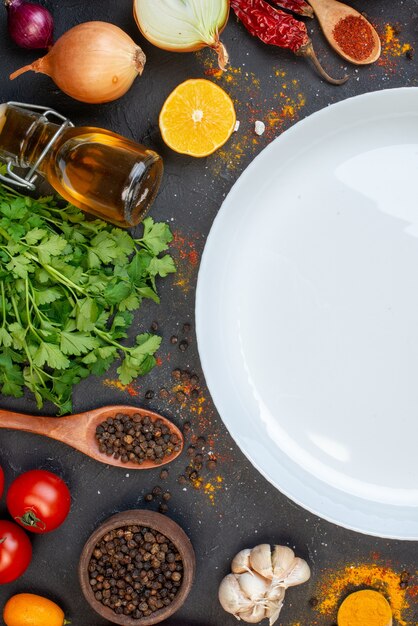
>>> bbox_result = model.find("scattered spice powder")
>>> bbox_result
[332,15,375,61]
[189,474,224,505]
[381,23,412,58]
[202,61,306,176]
[171,231,201,294]
[103,378,139,397]
[315,563,411,626]
[377,23,413,71]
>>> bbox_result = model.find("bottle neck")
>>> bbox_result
[0,104,60,170]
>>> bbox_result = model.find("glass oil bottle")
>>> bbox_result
[0,102,163,228]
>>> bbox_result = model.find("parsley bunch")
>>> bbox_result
[0,183,175,415]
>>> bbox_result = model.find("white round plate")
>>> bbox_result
[196,88,418,539]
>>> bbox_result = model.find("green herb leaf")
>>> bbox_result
[33,343,70,370]
[0,184,175,413]
[60,332,99,356]
[140,218,173,255]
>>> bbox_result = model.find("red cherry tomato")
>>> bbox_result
[0,520,32,584]
[7,470,71,534]
[0,466,4,499]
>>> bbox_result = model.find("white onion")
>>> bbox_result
[134,0,229,70]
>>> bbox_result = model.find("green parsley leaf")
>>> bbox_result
[0,184,175,413]
[140,218,173,255]
[33,342,70,370]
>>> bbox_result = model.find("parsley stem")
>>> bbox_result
[0,226,11,242]
[24,279,46,344]
[93,328,127,352]
[0,282,6,328]
[8,291,36,376]
[25,252,86,296]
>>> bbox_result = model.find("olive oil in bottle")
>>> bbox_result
[0,103,163,228]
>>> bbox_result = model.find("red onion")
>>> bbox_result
[5,0,53,49]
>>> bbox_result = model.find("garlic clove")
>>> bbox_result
[237,571,270,601]
[219,573,254,615]
[271,545,295,580]
[281,557,311,588]
[250,544,273,580]
[232,549,252,574]
[238,604,267,624]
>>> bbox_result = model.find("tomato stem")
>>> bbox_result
[17,511,46,530]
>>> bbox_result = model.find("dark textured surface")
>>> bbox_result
[0,1,417,625]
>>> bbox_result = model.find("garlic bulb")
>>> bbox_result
[219,544,311,624]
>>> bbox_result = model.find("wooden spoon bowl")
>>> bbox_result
[79,510,196,625]
[308,0,381,65]
[0,405,184,470]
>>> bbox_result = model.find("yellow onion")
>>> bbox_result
[134,0,230,70]
[10,21,146,104]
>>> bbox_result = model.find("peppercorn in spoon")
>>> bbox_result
[307,0,381,65]
[0,405,184,470]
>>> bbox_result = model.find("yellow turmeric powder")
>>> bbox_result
[337,590,392,626]
[315,563,410,625]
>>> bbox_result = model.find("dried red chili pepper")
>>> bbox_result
[231,0,348,84]
[271,0,314,19]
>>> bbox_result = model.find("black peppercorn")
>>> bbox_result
[88,524,183,618]
[95,413,178,466]
[206,459,217,471]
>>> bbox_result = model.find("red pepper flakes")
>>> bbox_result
[333,15,375,61]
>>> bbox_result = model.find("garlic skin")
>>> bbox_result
[238,604,267,624]
[250,544,273,580]
[232,549,252,574]
[219,544,310,624]
[266,587,285,626]
[219,574,253,616]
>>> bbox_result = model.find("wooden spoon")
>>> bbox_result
[308,0,381,65]
[0,405,183,470]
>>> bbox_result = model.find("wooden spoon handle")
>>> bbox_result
[0,409,63,438]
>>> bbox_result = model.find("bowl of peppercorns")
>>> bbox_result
[79,510,195,625]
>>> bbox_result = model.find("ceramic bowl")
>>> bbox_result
[79,510,195,625]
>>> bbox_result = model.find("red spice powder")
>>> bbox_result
[333,15,375,61]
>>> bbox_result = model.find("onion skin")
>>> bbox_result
[10,21,146,104]
[5,0,54,49]
[133,0,230,70]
